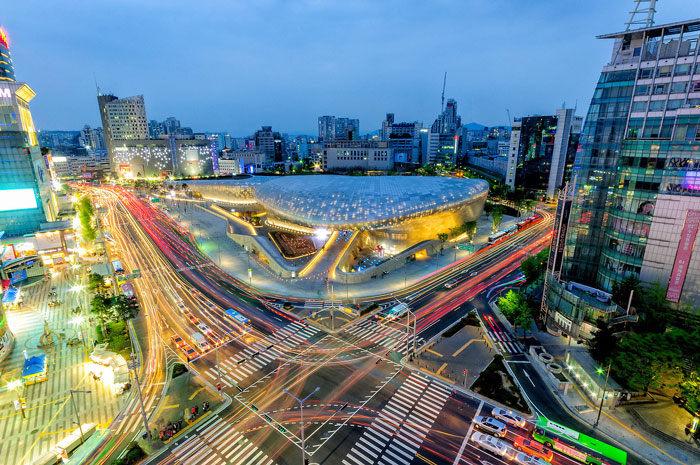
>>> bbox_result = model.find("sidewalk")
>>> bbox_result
[168,199,520,300]
[531,329,700,465]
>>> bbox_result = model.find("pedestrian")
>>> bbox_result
[194,405,199,415]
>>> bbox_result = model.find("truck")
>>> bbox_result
[190,332,209,351]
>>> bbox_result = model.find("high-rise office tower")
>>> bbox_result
[97,93,148,172]
[506,108,582,200]
[545,16,700,337]
[427,99,461,165]
[317,116,360,141]
[0,28,15,82]
[0,27,55,237]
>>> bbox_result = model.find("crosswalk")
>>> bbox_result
[343,373,451,465]
[343,319,425,352]
[202,321,320,388]
[487,329,523,354]
[169,414,275,465]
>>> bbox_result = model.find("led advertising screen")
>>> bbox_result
[185,148,199,162]
[0,188,38,212]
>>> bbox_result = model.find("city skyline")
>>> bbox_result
[5,0,695,134]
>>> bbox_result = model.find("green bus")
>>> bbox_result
[532,418,627,465]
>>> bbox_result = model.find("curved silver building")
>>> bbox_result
[254,175,488,246]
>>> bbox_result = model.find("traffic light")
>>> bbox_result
[462,369,467,376]
[217,383,222,392]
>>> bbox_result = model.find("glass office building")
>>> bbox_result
[546,18,700,336]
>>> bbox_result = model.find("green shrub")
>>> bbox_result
[172,363,188,379]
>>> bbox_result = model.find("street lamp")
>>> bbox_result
[71,316,87,348]
[7,380,25,419]
[283,386,319,465]
[69,389,91,443]
[594,363,611,428]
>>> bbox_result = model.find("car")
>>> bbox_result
[185,311,199,324]
[197,323,212,335]
[469,431,514,459]
[444,279,459,289]
[473,416,507,437]
[514,452,550,465]
[180,344,198,361]
[171,334,185,348]
[492,407,527,428]
[513,437,553,462]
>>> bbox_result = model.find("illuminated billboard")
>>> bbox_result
[0,188,38,212]
[185,148,199,162]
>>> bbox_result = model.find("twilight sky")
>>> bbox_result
[4,0,697,135]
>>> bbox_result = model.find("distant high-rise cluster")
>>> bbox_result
[317,116,360,142]
[427,99,462,165]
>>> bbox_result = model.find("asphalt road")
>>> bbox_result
[85,187,640,465]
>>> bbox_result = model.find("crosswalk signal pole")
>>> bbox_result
[216,344,223,399]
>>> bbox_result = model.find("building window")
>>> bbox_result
[638,68,653,79]
[670,82,688,94]
[635,85,650,96]
[657,66,673,78]
[648,100,666,112]
[675,64,692,76]
[653,83,668,95]
[631,101,648,113]
[667,99,685,110]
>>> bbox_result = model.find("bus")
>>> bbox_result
[225,308,252,331]
[488,231,506,243]
[532,418,627,465]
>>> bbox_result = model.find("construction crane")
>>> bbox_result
[441,72,447,112]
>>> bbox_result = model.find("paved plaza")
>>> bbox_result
[0,266,128,465]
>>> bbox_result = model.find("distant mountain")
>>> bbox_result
[464,122,487,130]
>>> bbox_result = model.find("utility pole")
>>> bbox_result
[216,344,223,399]
[129,353,151,439]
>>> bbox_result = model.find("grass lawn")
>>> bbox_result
[96,320,132,356]
[472,355,531,414]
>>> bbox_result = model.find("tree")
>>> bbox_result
[586,319,618,364]
[437,233,448,253]
[523,199,537,216]
[611,275,641,309]
[113,295,139,321]
[498,291,534,337]
[491,206,505,231]
[88,272,105,294]
[521,247,550,283]
[463,221,478,242]
[636,283,673,334]
[90,293,109,334]
[612,332,682,394]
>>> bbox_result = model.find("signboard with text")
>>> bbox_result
[666,210,700,302]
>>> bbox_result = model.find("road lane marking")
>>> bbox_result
[453,400,483,465]
[436,362,448,375]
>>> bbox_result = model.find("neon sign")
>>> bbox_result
[0,88,11,98]
[0,28,7,49]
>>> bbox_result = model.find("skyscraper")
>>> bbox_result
[0,27,55,237]
[506,108,582,200]
[97,93,148,172]
[544,16,700,337]
[427,99,461,165]
[0,28,15,82]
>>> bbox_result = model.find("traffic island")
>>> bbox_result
[472,355,531,414]
[413,320,492,387]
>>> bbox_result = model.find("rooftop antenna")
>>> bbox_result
[441,72,447,112]
[625,0,657,31]
[94,72,100,96]
[506,109,512,127]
